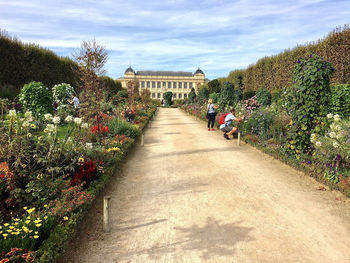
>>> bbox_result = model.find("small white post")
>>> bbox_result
[279,132,283,145]
[237,132,241,146]
[149,120,152,128]
[141,134,144,146]
[103,196,111,232]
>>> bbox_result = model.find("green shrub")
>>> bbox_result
[330,84,350,117]
[283,54,334,156]
[188,88,196,103]
[243,90,255,100]
[164,91,173,106]
[117,90,128,98]
[219,82,236,107]
[198,87,209,102]
[107,117,141,138]
[256,88,272,106]
[240,107,275,140]
[209,92,219,103]
[52,83,75,106]
[19,81,53,116]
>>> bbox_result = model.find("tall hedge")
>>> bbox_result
[225,25,350,92]
[0,30,79,99]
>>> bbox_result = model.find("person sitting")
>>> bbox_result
[220,108,244,140]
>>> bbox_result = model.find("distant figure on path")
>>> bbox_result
[206,98,218,131]
[220,108,244,140]
[68,93,80,117]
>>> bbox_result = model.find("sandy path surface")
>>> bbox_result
[60,108,350,263]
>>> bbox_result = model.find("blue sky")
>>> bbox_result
[1,0,349,80]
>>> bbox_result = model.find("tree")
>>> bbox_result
[164,91,173,106]
[198,87,209,102]
[208,79,221,94]
[73,39,108,76]
[189,88,196,103]
[127,80,140,104]
[140,89,152,104]
[219,82,236,108]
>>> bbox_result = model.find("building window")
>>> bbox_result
[184,82,187,89]
[141,81,145,88]
[173,82,177,88]
[157,93,161,98]
[152,81,155,88]
[179,93,182,99]
[179,82,182,89]
[157,82,161,88]
[184,93,187,98]
[152,93,155,98]
[147,81,150,88]
[173,93,177,99]
[168,82,171,88]
[189,82,193,89]
[162,82,166,87]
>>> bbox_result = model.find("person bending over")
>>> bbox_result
[220,108,244,140]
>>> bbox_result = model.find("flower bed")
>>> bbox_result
[0,90,157,262]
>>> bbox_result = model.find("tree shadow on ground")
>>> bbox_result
[116,217,253,260]
[173,217,254,260]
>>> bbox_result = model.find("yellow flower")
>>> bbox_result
[34,219,41,224]
[23,207,28,210]
[78,157,84,163]
[44,204,48,208]
[4,223,9,227]
[290,145,294,150]
[25,220,30,224]
[35,231,38,234]
[44,216,48,220]
[14,218,20,222]
[27,208,35,214]
[44,128,49,133]
[9,226,14,229]
[35,224,42,227]
[31,124,36,129]
[13,231,20,235]
[63,216,69,221]
[27,133,32,138]
[34,235,39,239]
[3,233,8,238]
[6,229,12,233]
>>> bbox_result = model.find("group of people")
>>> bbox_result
[206,98,244,140]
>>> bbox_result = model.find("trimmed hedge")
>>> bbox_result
[330,84,350,117]
[225,25,350,91]
[0,30,78,99]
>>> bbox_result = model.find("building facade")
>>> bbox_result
[119,67,206,100]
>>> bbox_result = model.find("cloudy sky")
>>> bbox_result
[0,0,349,80]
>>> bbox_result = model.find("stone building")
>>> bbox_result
[119,67,206,100]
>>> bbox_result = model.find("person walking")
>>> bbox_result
[206,98,218,131]
[220,108,244,139]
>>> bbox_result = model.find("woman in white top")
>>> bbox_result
[207,98,219,131]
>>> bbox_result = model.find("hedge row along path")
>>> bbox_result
[60,108,350,263]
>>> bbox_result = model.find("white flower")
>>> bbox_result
[329,132,336,138]
[65,116,73,123]
[46,124,56,132]
[333,114,340,122]
[24,111,32,119]
[44,113,52,121]
[81,123,88,129]
[310,133,316,143]
[333,142,339,148]
[74,117,82,125]
[9,110,16,117]
[22,121,30,128]
[327,113,333,119]
[52,116,61,124]
[85,143,93,149]
[315,141,322,147]
[67,137,72,143]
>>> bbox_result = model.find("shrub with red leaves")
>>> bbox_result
[71,160,97,187]
[90,125,110,135]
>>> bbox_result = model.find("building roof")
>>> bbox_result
[194,68,204,75]
[125,67,135,74]
[136,70,193,77]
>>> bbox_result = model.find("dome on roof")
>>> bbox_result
[194,68,204,75]
[125,67,135,74]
